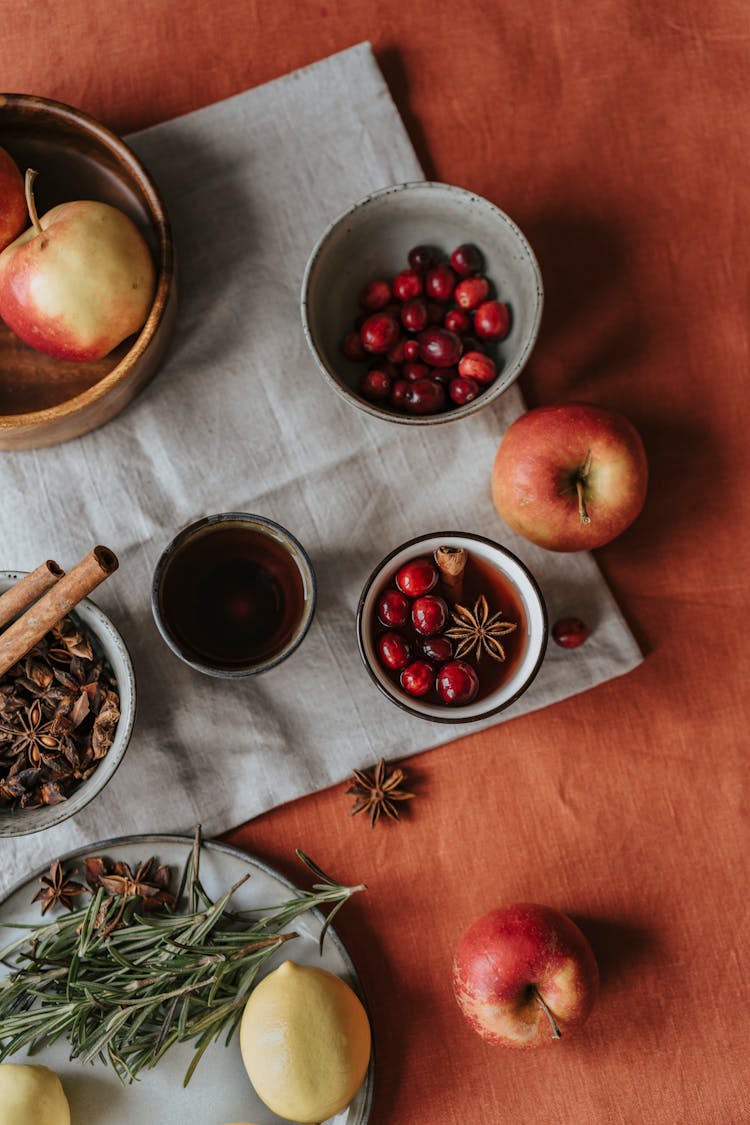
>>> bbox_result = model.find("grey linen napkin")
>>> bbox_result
[0,43,641,894]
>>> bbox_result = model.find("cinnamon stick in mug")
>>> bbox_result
[436,545,467,603]
[0,560,65,629]
[0,547,118,677]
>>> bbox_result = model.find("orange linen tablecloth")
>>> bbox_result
[2,3,748,1123]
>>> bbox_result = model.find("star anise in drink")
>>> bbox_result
[33,859,88,915]
[347,758,414,827]
[445,594,517,662]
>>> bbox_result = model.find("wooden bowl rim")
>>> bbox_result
[0,92,174,431]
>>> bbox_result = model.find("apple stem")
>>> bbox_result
[24,168,43,238]
[532,986,562,1039]
[576,449,593,526]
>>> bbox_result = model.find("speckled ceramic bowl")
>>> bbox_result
[356,532,547,722]
[301,181,543,425]
[0,571,136,837]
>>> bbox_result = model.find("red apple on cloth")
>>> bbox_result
[492,402,648,551]
[452,903,599,1046]
[0,145,27,252]
[0,169,156,361]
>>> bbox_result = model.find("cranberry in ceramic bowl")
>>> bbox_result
[300,181,543,426]
[356,532,547,723]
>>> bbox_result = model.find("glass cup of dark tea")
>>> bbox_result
[151,513,317,677]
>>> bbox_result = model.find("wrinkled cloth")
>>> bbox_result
[0,44,640,895]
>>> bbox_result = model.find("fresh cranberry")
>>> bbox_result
[454,276,490,311]
[421,635,453,662]
[458,351,497,386]
[444,307,471,335]
[403,338,420,361]
[395,557,439,597]
[411,594,449,636]
[460,333,486,354]
[404,378,446,415]
[377,589,410,628]
[386,336,406,365]
[425,263,457,302]
[450,243,484,277]
[393,269,423,302]
[400,660,435,697]
[417,327,462,368]
[403,361,430,382]
[449,376,480,405]
[359,368,392,402]
[474,300,511,340]
[436,660,479,705]
[426,300,447,325]
[552,617,589,649]
[360,279,392,311]
[378,632,412,671]
[428,365,456,386]
[341,331,366,361]
[361,313,400,354]
[408,245,435,272]
[389,379,409,409]
[400,297,428,333]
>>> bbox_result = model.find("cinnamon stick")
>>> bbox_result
[0,560,65,629]
[435,545,467,603]
[0,547,118,677]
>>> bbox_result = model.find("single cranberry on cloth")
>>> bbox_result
[0,43,641,894]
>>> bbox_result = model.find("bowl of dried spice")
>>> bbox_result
[0,568,135,837]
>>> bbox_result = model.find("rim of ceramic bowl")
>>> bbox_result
[150,512,318,679]
[0,92,175,430]
[300,180,544,426]
[356,532,548,723]
[0,570,136,837]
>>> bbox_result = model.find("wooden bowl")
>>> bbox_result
[0,93,176,450]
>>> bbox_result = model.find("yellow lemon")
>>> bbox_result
[239,960,371,1124]
[0,1063,70,1125]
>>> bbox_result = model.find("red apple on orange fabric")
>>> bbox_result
[492,402,648,551]
[0,169,155,361]
[0,145,27,252]
[452,903,599,1046]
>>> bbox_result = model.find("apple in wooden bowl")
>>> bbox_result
[0,93,176,450]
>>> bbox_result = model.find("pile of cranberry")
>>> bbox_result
[341,242,511,417]
[375,555,479,706]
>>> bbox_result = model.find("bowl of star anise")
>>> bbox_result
[0,571,135,837]
[356,533,547,722]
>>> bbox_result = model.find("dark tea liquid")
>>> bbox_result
[160,525,306,669]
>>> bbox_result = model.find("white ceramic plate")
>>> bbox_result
[0,835,374,1125]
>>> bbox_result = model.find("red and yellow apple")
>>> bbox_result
[492,402,648,551]
[0,145,27,252]
[452,903,599,1046]
[0,169,155,361]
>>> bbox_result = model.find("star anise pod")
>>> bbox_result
[32,859,88,915]
[85,855,175,911]
[445,594,518,662]
[0,700,61,766]
[347,758,414,827]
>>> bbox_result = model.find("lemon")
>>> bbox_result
[0,1063,70,1125]
[239,960,371,1124]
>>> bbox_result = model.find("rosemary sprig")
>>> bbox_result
[0,834,366,1085]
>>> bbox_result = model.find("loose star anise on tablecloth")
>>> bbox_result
[0,615,120,810]
[445,594,518,662]
[347,758,414,827]
[32,859,88,915]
